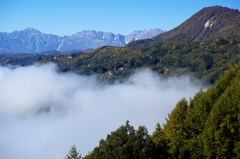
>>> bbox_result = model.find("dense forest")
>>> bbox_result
[64,62,240,159]
[1,34,240,85]
[40,34,240,84]
[0,52,84,66]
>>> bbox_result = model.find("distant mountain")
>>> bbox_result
[0,28,62,54]
[125,29,168,44]
[57,30,126,52]
[0,28,167,54]
[125,6,240,49]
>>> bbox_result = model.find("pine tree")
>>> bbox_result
[164,98,189,158]
[64,145,81,159]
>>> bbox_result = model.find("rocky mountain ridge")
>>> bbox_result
[0,28,167,54]
[125,29,168,44]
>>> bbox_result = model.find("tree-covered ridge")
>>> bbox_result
[2,34,240,84]
[0,52,84,67]
[44,34,240,84]
[141,34,240,83]
[76,63,240,159]
[125,6,240,49]
[162,63,240,158]
[57,46,140,73]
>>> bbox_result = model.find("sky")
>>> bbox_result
[0,63,205,158]
[0,0,239,36]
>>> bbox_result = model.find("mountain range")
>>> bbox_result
[1,5,240,85]
[37,5,240,84]
[0,28,168,54]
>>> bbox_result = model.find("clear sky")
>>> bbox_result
[0,0,239,36]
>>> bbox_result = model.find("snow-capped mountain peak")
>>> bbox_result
[125,28,168,44]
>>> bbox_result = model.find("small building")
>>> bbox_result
[119,67,124,70]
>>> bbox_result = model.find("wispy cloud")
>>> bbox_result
[0,63,203,158]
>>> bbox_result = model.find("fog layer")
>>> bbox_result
[0,63,203,158]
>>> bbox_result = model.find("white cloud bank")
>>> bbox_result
[0,63,204,158]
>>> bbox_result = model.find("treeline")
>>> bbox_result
[66,62,240,159]
[45,34,240,84]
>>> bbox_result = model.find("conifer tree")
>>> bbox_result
[164,98,189,158]
[64,145,81,159]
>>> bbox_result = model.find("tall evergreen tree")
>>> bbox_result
[164,98,189,159]
[64,145,81,159]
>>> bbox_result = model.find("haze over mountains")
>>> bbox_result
[0,28,167,54]
[1,5,240,159]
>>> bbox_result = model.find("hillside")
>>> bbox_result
[0,52,84,66]
[125,6,240,49]
[41,34,240,84]
[71,62,240,159]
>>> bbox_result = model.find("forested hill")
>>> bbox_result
[43,34,240,84]
[64,61,240,159]
[125,6,240,49]
[0,52,84,67]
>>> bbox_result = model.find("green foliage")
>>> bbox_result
[164,98,190,159]
[2,34,240,85]
[84,121,150,159]
[42,34,240,84]
[160,63,240,158]
[71,62,240,158]
[0,52,84,67]
[64,145,82,159]
[148,123,170,158]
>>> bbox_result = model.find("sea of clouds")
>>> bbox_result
[0,63,205,158]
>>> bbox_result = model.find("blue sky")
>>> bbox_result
[0,0,239,36]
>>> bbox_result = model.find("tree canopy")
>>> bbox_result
[64,145,82,159]
[64,62,240,158]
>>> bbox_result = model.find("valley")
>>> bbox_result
[1,4,240,159]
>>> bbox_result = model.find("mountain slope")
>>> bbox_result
[162,63,240,158]
[75,62,240,158]
[125,6,240,49]
[41,34,240,84]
